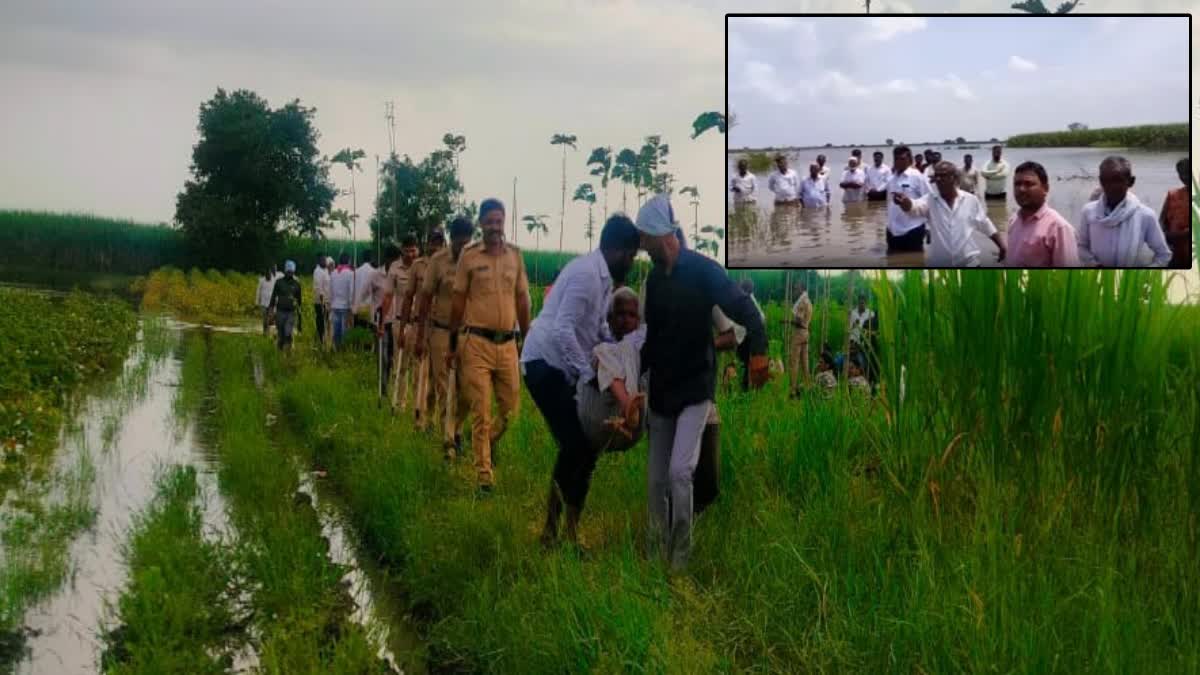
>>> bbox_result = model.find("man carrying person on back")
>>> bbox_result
[521,213,640,548]
[268,260,303,352]
[636,193,769,571]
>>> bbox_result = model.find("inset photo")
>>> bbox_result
[726,14,1192,269]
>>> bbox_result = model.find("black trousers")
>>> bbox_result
[984,192,1007,201]
[313,304,326,343]
[694,424,720,514]
[866,190,888,202]
[524,359,599,510]
[887,224,927,252]
[736,341,752,392]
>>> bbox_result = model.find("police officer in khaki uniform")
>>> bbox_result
[381,236,418,409]
[399,230,444,430]
[415,218,474,460]
[790,281,813,397]
[446,199,531,492]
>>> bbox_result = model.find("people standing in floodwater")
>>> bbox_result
[1159,157,1193,268]
[846,148,863,170]
[800,163,830,208]
[894,160,1006,267]
[816,154,830,180]
[914,154,927,176]
[1078,156,1172,268]
[730,158,758,205]
[885,146,932,253]
[840,157,867,203]
[981,145,1010,202]
[959,154,980,195]
[924,152,943,181]
[865,151,892,202]
[767,154,801,205]
[1005,161,1080,267]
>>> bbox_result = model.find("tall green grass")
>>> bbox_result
[265,267,1198,673]
[1005,122,1188,149]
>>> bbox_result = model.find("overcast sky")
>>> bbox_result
[729,15,1190,148]
[0,0,1196,284]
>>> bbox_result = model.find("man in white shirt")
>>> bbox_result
[980,145,1010,202]
[730,158,758,205]
[800,163,830,208]
[312,254,331,344]
[840,157,867,203]
[884,146,933,253]
[816,154,830,180]
[256,267,276,336]
[865,151,892,202]
[925,151,942,180]
[894,161,1008,267]
[848,297,874,349]
[959,154,980,194]
[329,252,355,348]
[767,154,801,205]
[1078,155,1172,267]
[353,251,376,329]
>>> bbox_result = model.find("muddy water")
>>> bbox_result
[727,145,1185,267]
[15,326,233,675]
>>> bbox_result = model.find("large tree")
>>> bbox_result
[550,133,578,253]
[586,147,612,222]
[370,147,463,246]
[175,88,336,270]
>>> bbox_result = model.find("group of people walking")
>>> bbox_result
[732,145,1191,268]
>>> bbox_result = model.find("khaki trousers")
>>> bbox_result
[459,334,520,486]
[429,328,467,449]
[789,328,810,391]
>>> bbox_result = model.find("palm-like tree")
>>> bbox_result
[586,147,612,222]
[550,133,578,254]
[690,112,727,139]
[680,186,700,242]
[636,136,669,207]
[1012,0,1080,13]
[329,148,366,263]
[573,183,597,251]
[523,214,550,280]
[696,225,726,258]
[611,148,639,214]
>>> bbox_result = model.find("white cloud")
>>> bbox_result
[926,74,976,101]
[882,78,917,93]
[862,17,928,42]
[1009,55,1039,72]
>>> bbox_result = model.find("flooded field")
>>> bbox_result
[726,145,1185,267]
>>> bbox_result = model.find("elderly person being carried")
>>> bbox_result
[576,287,648,454]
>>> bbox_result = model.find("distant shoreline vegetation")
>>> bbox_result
[730,122,1187,155]
[1005,123,1187,150]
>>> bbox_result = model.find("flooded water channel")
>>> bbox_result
[727,145,1186,267]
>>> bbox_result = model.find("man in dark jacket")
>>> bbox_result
[269,260,303,351]
[636,195,770,570]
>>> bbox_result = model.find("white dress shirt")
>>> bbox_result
[849,307,875,345]
[256,277,274,308]
[330,267,355,310]
[312,265,331,304]
[799,176,829,208]
[885,168,932,236]
[865,163,892,192]
[730,172,758,203]
[840,168,866,203]
[353,262,375,312]
[904,189,998,266]
[520,249,613,385]
[767,169,802,202]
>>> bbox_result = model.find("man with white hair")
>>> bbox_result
[840,157,867,203]
[522,214,641,547]
[635,194,770,571]
[894,160,1008,266]
[1078,155,1172,267]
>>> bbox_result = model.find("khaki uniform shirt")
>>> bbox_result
[387,260,410,321]
[422,248,459,327]
[453,242,529,332]
[404,257,430,323]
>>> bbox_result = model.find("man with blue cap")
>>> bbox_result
[636,194,770,571]
[269,259,303,351]
[445,198,532,493]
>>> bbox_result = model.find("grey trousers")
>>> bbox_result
[646,400,712,569]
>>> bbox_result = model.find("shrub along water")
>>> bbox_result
[260,268,1198,673]
[1005,122,1188,149]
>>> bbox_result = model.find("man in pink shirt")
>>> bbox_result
[1005,161,1080,267]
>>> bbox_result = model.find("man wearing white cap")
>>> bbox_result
[635,194,770,571]
[269,260,303,351]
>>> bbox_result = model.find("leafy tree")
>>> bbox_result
[943,139,953,145]
[175,88,336,270]
[955,136,967,144]
[329,148,366,262]
[370,148,463,246]
[1012,0,1080,13]
[636,136,669,207]
[886,138,894,146]
[824,142,834,148]
[573,183,597,251]
[690,111,727,138]
[694,225,725,258]
[989,137,1000,143]
[550,133,578,254]
[442,133,467,170]
[611,148,639,214]
[523,214,550,278]
[586,147,613,221]
[1067,122,1089,132]
[680,186,700,242]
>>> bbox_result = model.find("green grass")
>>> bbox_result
[101,465,246,674]
[1005,122,1188,149]
[170,332,386,673]
[261,268,1199,673]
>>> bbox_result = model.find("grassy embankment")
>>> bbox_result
[103,332,389,673]
[1006,123,1188,150]
[225,268,1200,672]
